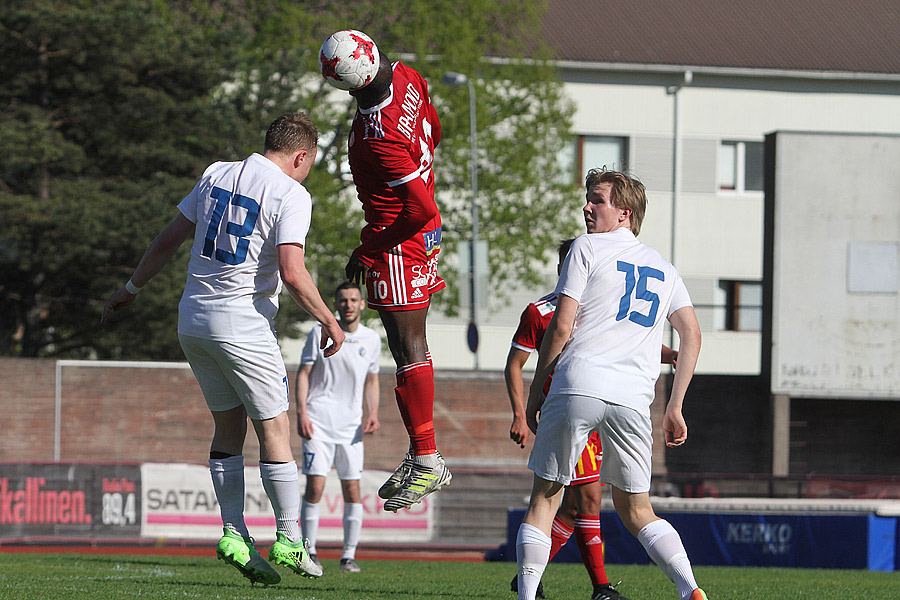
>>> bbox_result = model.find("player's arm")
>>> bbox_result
[663,306,701,447]
[346,175,438,281]
[526,294,577,434]
[362,371,380,434]
[661,344,678,365]
[504,346,532,448]
[101,214,195,323]
[279,243,345,356]
[295,363,315,439]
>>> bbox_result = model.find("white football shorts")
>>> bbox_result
[178,334,289,421]
[300,438,364,480]
[528,393,652,493]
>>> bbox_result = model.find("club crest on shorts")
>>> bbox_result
[423,227,442,256]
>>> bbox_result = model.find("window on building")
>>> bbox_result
[715,280,762,331]
[718,140,764,192]
[577,135,628,184]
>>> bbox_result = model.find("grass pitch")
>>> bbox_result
[0,552,898,599]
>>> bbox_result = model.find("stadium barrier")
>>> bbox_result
[0,462,434,545]
[505,498,900,571]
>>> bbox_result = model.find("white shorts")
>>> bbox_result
[301,438,364,480]
[528,393,652,493]
[178,334,289,421]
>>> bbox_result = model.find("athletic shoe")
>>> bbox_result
[215,528,281,585]
[339,558,361,573]
[689,590,708,600]
[309,553,322,570]
[267,533,323,578]
[509,574,545,598]
[592,582,631,600]
[378,452,415,499]
[383,454,452,512]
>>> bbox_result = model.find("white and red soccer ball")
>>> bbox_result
[319,29,380,91]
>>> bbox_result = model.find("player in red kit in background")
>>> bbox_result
[319,30,450,513]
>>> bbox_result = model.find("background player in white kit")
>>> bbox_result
[102,113,343,586]
[515,169,707,600]
[296,282,381,574]
[319,30,451,513]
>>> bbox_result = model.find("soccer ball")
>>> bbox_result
[319,29,380,91]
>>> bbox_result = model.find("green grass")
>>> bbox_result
[0,552,898,599]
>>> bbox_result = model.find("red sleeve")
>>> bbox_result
[352,136,438,264]
[510,304,543,352]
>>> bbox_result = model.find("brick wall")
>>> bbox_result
[0,358,544,470]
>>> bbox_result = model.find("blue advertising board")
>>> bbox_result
[506,508,897,571]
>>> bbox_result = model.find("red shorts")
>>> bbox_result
[366,227,445,311]
[570,431,602,486]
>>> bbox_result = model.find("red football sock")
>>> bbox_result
[575,513,609,585]
[394,360,436,455]
[548,515,574,560]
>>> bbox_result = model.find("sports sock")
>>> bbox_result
[516,522,551,600]
[300,498,320,554]
[342,502,363,560]
[394,361,436,455]
[548,515,574,559]
[259,461,301,543]
[209,455,249,537]
[638,519,699,600]
[574,513,609,585]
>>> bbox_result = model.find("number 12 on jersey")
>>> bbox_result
[202,186,260,265]
[616,261,664,327]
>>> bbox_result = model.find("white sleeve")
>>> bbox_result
[300,327,321,365]
[276,186,312,246]
[667,274,693,316]
[556,235,591,303]
[176,179,203,224]
[368,335,382,374]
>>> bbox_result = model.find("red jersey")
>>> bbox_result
[511,292,558,353]
[348,61,442,265]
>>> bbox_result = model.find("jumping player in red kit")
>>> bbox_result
[319,30,450,513]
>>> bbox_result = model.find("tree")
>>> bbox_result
[233,0,581,328]
[1,0,578,359]
[0,0,249,357]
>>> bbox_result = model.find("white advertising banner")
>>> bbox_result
[140,463,434,542]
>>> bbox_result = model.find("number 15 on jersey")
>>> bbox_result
[617,260,665,328]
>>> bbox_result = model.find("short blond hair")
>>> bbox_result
[264,113,318,154]
[584,168,647,236]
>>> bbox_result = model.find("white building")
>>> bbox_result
[422,0,900,375]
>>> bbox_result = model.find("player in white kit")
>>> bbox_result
[102,113,343,586]
[296,282,381,573]
[515,169,707,600]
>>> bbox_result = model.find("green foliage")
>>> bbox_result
[0,0,578,358]
[0,0,247,357]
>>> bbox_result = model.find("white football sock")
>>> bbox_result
[300,498,320,554]
[259,461,301,543]
[209,455,249,537]
[342,502,363,560]
[516,523,551,600]
[638,519,699,600]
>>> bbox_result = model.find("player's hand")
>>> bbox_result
[320,321,345,357]
[363,415,380,434]
[345,254,368,285]
[525,388,545,435]
[297,412,315,439]
[509,415,530,448]
[663,407,688,447]
[101,287,137,323]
